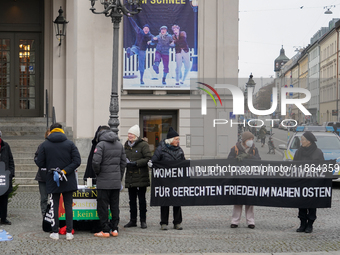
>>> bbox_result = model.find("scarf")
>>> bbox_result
[165,143,177,151]
[159,32,169,40]
[128,140,136,147]
[299,142,317,159]
[50,128,65,134]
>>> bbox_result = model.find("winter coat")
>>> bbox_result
[259,127,267,139]
[0,139,15,194]
[151,33,173,55]
[92,130,127,190]
[293,143,324,161]
[34,143,46,182]
[151,140,185,162]
[36,130,81,194]
[124,138,151,188]
[227,142,261,160]
[129,17,154,51]
[172,31,189,54]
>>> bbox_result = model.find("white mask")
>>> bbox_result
[245,140,253,147]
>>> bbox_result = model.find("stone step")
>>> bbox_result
[17,185,39,192]
[13,158,88,164]
[6,140,47,147]
[16,169,86,178]
[0,117,51,124]
[13,152,35,158]
[14,164,87,171]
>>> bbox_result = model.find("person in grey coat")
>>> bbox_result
[92,126,126,238]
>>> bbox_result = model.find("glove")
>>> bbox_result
[147,160,153,168]
[128,161,137,167]
[236,153,249,162]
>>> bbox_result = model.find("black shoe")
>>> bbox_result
[305,225,313,233]
[230,224,238,228]
[141,222,147,229]
[1,219,11,225]
[296,220,307,232]
[124,220,137,228]
[248,224,255,229]
[305,220,314,233]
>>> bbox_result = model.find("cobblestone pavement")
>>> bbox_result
[2,185,340,255]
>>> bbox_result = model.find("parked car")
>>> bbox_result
[278,126,340,180]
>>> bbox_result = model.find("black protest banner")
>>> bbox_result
[150,159,334,208]
[0,161,10,196]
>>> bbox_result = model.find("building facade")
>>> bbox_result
[0,0,239,159]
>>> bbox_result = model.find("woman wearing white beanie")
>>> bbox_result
[124,125,151,229]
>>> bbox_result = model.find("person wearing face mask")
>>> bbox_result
[293,131,324,233]
[228,131,261,229]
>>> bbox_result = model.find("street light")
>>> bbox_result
[245,73,256,119]
[190,0,198,71]
[324,5,335,14]
[53,6,68,56]
[89,0,142,135]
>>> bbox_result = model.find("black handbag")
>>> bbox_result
[42,194,55,232]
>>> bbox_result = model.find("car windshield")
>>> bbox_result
[293,135,340,150]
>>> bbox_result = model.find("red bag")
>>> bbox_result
[59,225,75,235]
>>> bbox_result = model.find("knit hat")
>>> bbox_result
[143,24,150,29]
[128,125,140,137]
[242,131,254,142]
[160,25,168,30]
[167,127,179,139]
[302,131,317,143]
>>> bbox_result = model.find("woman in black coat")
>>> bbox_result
[293,131,324,233]
[0,131,15,225]
[151,127,185,230]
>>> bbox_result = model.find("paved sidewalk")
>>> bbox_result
[2,186,340,254]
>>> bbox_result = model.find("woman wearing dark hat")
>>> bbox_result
[293,131,324,233]
[228,131,261,229]
[151,127,185,230]
[124,125,151,229]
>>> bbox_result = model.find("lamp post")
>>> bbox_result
[245,73,256,119]
[190,0,198,71]
[89,0,142,135]
[53,6,68,57]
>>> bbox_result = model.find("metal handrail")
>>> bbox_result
[52,107,56,125]
[45,89,49,128]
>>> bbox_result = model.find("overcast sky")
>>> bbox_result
[239,0,340,83]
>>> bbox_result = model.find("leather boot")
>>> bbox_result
[296,219,307,232]
[305,220,314,233]
[124,220,137,228]
[140,221,147,229]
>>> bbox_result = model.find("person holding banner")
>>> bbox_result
[228,131,261,229]
[124,125,151,229]
[150,127,185,230]
[293,131,324,233]
[171,25,190,86]
[126,17,154,85]
[148,26,173,85]
[0,130,15,225]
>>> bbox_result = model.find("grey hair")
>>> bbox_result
[165,138,174,145]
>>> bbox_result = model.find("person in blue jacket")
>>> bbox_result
[148,25,173,85]
[126,17,154,85]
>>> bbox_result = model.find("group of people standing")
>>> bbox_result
[228,130,323,233]
[0,122,323,239]
[126,17,190,86]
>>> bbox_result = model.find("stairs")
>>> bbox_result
[1,117,86,192]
